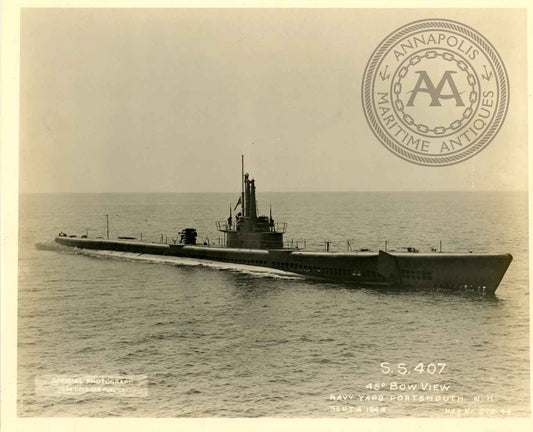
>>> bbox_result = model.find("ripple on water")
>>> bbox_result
[18,192,530,417]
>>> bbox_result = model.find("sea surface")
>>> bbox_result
[18,192,529,417]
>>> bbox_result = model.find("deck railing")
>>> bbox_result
[216,221,287,233]
[216,221,229,231]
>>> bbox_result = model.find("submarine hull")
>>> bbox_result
[53,237,512,295]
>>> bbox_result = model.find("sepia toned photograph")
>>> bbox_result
[2,3,531,429]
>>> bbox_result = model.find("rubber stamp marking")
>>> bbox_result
[362,19,509,166]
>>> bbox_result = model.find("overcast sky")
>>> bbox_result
[19,8,527,193]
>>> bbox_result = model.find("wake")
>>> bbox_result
[35,240,303,280]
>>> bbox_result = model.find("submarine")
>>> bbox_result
[51,156,512,295]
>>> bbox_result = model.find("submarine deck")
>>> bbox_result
[52,236,512,294]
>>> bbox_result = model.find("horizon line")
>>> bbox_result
[19,189,528,195]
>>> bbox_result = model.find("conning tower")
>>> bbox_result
[217,156,285,249]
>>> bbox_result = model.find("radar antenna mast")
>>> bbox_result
[241,155,245,217]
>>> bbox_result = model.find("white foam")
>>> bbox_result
[74,248,303,280]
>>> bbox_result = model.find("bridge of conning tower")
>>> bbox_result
[217,156,285,249]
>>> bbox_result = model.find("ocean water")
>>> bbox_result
[18,192,529,417]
